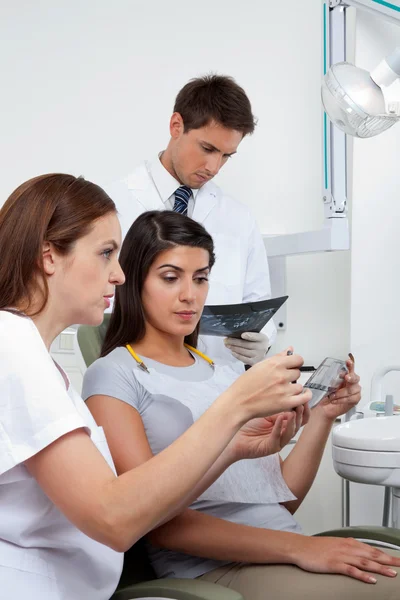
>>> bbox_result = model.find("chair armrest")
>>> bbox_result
[111,577,244,600]
[314,526,400,549]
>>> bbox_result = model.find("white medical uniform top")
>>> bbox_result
[106,155,276,369]
[0,310,123,600]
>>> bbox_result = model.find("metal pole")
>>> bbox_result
[383,487,392,527]
[342,478,351,527]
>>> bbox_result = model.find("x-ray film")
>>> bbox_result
[199,296,288,338]
[304,357,348,409]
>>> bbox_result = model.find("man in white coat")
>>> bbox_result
[106,74,276,371]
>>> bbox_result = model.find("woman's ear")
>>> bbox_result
[42,242,56,276]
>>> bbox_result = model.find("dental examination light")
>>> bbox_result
[322,46,400,137]
[265,1,400,329]
[266,2,400,262]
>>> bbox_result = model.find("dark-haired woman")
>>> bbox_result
[83,210,400,600]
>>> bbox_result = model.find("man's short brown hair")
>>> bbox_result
[173,74,256,136]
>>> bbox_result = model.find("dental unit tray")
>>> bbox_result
[199,296,288,338]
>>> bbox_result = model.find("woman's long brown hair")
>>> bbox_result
[0,173,116,316]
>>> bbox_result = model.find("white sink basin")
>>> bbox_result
[333,416,400,486]
[334,416,400,451]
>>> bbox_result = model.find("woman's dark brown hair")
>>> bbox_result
[174,74,257,135]
[102,210,215,356]
[0,173,116,316]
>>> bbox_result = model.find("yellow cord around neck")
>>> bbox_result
[125,343,215,372]
[184,344,215,369]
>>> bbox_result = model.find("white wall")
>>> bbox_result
[351,10,400,409]
[1,0,351,532]
[349,10,400,527]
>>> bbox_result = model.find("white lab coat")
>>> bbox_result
[106,160,276,368]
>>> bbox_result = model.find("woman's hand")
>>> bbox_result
[224,348,312,423]
[231,404,310,461]
[312,358,361,423]
[291,535,400,583]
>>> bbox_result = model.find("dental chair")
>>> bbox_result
[77,317,400,599]
[110,537,242,600]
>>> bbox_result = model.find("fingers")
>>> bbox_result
[343,556,398,581]
[359,543,400,567]
[283,353,305,369]
[334,563,377,584]
[335,362,359,394]
[345,370,360,385]
[241,332,269,345]
[328,367,361,403]
[224,338,263,352]
[331,384,361,400]
[270,414,284,437]
[287,382,304,396]
[277,346,293,357]
[343,362,360,392]
[374,550,400,567]
[269,414,285,451]
[329,399,360,413]
[294,405,304,433]
[302,402,311,425]
[287,368,301,383]
[276,348,305,370]
[230,350,257,365]
[280,412,296,446]
[330,387,361,406]
[289,388,312,408]
[226,343,257,358]
[254,354,303,377]
[349,539,400,567]
[336,540,399,581]
[299,537,400,584]
[328,396,361,415]
[324,557,397,584]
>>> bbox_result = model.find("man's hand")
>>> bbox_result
[224,332,269,366]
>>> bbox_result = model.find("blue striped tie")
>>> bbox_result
[173,185,192,216]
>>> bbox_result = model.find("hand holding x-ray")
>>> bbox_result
[311,357,361,420]
[224,331,270,366]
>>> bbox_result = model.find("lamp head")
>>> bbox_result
[321,62,399,138]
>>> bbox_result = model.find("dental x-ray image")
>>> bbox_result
[199,296,288,338]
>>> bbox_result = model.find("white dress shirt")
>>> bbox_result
[149,153,199,217]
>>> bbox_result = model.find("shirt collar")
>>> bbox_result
[150,153,199,206]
